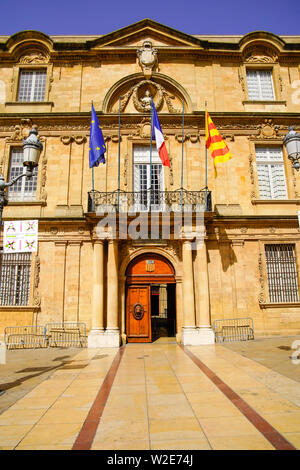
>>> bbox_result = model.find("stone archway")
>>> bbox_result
[102,72,194,114]
[125,253,177,343]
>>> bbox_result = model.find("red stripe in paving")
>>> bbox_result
[179,344,296,451]
[72,346,125,450]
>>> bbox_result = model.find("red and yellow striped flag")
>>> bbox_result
[205,111,232,176]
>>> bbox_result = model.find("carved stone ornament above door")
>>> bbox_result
[120,79,180,113]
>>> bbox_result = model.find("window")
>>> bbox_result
[8,148,38,201]
[0,253,32,306]
[133,146,164,211]
[17,70,46,102]
[265,244,299,303]
[246,70,275,101]
[255,147,287,199]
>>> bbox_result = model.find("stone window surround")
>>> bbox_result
[6,63,53,105]
[240,62,286,105]
[248,139,296,202]
[2,143,47,207]
[0,251,40,309]
[258,240,300,308]
[126,137,172,192]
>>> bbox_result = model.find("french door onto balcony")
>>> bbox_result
[133,146,164,211]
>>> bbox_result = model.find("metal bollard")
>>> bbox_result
[0,341,6,364]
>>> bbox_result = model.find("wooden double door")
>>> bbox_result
[126,285,152,343]
[125,254,176,343]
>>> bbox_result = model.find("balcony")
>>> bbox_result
[87,188,212,213]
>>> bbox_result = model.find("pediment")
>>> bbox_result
[88,19,203,49]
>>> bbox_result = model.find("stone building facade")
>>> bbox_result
[0,19,299,346]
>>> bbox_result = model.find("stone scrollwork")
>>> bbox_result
[6,119,33,142]
[60,135,86,145]
[19,52,49,64]
[257,119,280,139]
[244,46,278,63]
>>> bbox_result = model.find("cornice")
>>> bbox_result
[0,112,299,137]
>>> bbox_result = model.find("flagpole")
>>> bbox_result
[181,99,184,211]
[117,96,121,212]
[91,100,95,212]
[205,101,208,212]
[150,99,153,206]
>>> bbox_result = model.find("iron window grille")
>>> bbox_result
[17,69,46,102]
[8,148,38,201]
[265,244,299,303]
[0,252,32,306]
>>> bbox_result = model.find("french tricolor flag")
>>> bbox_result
[151,101,170,167]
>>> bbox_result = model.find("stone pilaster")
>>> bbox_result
[105,240,120,347]
[195,242,215,344]
[181,240,198,345]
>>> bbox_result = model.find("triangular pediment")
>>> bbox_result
[88,19,203,49]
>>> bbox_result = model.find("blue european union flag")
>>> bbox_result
[89,103,106,168]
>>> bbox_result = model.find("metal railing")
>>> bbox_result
[213,317,255,343]
[45,322,87,348]
[4,326,48,349]
[88,188,212,213]
[4,322,87,350]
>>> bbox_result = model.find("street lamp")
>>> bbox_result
[0,126,43,226]
[283,126,300,172]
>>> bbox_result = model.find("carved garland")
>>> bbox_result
[119,80,180,114]
[258,250,266,304]
[33,255,41,307]
[248,153,257,199]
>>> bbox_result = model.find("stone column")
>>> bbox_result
[88,240,105,347]
[119,276,126,345]
[175,278,183,343]
[195,241,215,344]
[105,240,120,347]
[181,240,198,345]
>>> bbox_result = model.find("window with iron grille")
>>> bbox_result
[265,244,299,303]
[255,147,287,199]
[0,253,32,306]
[17,69,46,102]
[8,148,38,201]
[246,70,275,101]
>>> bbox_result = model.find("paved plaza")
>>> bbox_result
[0,336,300,450]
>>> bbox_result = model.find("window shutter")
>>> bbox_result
[246,70,275,101]
[8,148,37,201]
[18,70,46,102]
[246,70,260,100]
[257,164,272,199]
[256,147,287,200]
[259,71,275,100]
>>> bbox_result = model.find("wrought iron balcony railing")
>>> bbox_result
[88,188,212,213]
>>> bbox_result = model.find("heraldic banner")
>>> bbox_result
[3,220,38,253]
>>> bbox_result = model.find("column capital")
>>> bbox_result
[93,239,104,246]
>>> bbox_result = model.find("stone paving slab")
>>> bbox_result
[0,337,299,451]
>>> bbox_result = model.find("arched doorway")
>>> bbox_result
[125,253,176,343]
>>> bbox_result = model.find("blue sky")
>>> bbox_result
[0,0,299,36]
